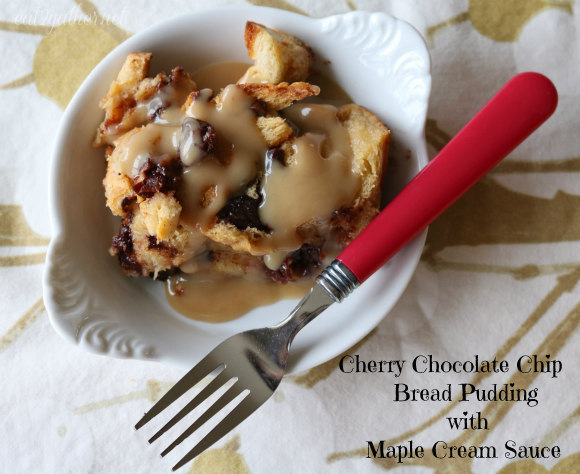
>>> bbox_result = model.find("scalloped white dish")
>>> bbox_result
[43,7,431,374]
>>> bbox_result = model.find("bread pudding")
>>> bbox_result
[94,21,390,321]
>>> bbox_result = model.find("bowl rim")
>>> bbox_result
[43,5,432,373]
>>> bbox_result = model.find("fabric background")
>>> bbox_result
[1,0,579,473]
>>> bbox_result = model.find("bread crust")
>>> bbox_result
[242,21,313,84]
[237,82,319,110]
[94,54,196,146]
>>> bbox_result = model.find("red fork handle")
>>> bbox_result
[337,72,558,283]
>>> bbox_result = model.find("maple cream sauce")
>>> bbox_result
[180,84,266,227]
[192,61,251,91]
[260,103,359,251]
[116,61,356,322]
[166,271,311,323]
[116,124,181,177]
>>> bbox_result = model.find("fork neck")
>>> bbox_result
[316,260,359,302]
[273,260,360,346]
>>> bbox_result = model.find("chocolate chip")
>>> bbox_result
[249,99,268,116]
[121,196,137,213]
[146,235,178,258]
[111,219,132,254]
[146,235,165,250]
[200,121,217,154]
[110,217,143,275]
[265,147,286,166]
[216,194,271,233]
[265,244,322,283]
[133,157,183,198]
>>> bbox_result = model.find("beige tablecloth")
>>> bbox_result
[1,0,579,473]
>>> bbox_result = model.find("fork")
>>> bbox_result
[135,72,557,470]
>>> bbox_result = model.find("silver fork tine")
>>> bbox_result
[160,379,244,458]
[139,283,341,465]
[172,395,261,471]
[134,360,222,430]
[148,368,231,443]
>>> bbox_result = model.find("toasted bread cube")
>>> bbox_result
[203,221,270,256]
[337,104,390,205]
[330,104,390,245]
[241,21,313,84]
[139,193,182,242]
[114,52,152,85]
[94,56,196,147]
[206,242,265,277]
[256,116,294,147]
[113,208,202,278]
[103,146,137,216]
[94,53,152,146]
[237,82,319,110]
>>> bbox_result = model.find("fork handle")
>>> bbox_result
[336,72,558,284]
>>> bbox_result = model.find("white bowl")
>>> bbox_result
[43,6,431,373]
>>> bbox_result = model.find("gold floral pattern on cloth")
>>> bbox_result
[33,22,121,108]
[426,0,574,43]
[0,0,578,473]
[2,11,128,108]
[188,435,251,474]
